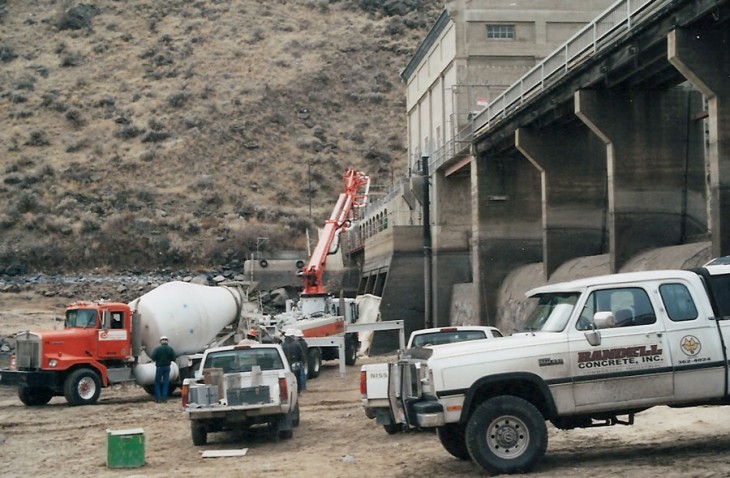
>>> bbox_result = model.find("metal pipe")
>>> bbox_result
[422,155,433,329]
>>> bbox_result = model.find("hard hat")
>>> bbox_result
[294,329,304,338]
[247,328,258,337]
[159,335,169,342]
[285,328,296,337]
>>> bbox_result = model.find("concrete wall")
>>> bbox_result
[496,242,712,334]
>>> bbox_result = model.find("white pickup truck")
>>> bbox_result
[360,326,503,434]
[385,261,730,474]
[182,343,299,445]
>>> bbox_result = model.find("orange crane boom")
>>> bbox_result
[299,168,370,295]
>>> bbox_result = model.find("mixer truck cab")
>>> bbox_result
[1,301,136,406]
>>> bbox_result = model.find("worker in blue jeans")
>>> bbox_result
[150,335,176,402]
[294,329,308,391]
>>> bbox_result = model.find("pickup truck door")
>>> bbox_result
[568,285,673,410]
[658,281,728,401]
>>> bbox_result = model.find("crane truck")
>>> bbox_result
[259,168,370,378]
[0,281,257,406]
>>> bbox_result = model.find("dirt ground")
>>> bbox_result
[2,291,730,478]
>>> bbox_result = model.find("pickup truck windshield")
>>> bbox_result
[523,293,580,332]
[65,309,97,328]
[204,348,284,373]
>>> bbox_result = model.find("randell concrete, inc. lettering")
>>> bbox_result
[577,345,663,369]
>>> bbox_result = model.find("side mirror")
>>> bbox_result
[593,311,616,329]
[101,310,111,330]
[584,311,615,346]
[585,329,601,346]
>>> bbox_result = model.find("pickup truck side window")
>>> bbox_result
[576,287,656,330]
[659,283,698,322]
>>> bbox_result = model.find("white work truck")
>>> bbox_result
[360,326,503,434]
[182,343,299,445]
[386,261,730,474]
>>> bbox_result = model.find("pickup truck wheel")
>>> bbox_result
[383,423,403,435]
[344,336,357,366]
[465,396,547,475]
[292,401,301,427]
[18,385,54,406]
[63,368,102,406]
[437,423,470,460]
[307,348,321,378]
[191,422,207,446]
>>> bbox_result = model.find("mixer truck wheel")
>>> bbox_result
[307,348,321,378]
[18,385,54,406]
[63,368,102,406]
[143,385,155,396]
[191,421,207,446]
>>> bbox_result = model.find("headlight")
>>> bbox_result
[48,359,58,368]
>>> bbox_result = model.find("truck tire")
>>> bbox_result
[437,423,470,460]
[383,422,403,435]
[344,336,357,366]
[278,428,293,440]
[191,421,207,446]
[465,396,547,475]
[307,348,322,378]
[63,368,102,406]
[292,401,301,427]
[143,384,177,396]
[17,385,54,406]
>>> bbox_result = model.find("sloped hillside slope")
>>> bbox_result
[0,0,440,273]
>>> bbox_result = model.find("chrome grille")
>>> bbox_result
[15,333,41,370]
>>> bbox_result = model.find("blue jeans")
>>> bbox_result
[299,365,307,391]
[154,364,171,401]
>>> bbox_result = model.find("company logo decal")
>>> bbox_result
[577,345,663,369]
[99,330,127,341]
[679,335,701,356]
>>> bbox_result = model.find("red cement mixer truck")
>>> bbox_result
[0,281,256,406]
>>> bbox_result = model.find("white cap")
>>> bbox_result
[160,335,169,342]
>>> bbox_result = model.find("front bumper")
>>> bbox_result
[0,369,58,387]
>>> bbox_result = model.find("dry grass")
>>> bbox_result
[0,0,441,272]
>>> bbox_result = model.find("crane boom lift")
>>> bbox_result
[299,168,370,296]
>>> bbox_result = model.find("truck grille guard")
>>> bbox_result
[15,332,41,370]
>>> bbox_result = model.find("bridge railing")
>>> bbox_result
[431,0,665,171]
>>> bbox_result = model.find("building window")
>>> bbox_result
[486,24,514,40]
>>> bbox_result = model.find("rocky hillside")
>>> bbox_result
[0,0,441,276]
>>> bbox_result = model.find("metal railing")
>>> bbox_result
[430,0,665,171]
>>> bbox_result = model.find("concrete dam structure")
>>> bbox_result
[356,0,730,354]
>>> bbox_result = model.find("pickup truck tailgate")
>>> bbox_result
[224,371,281,406]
